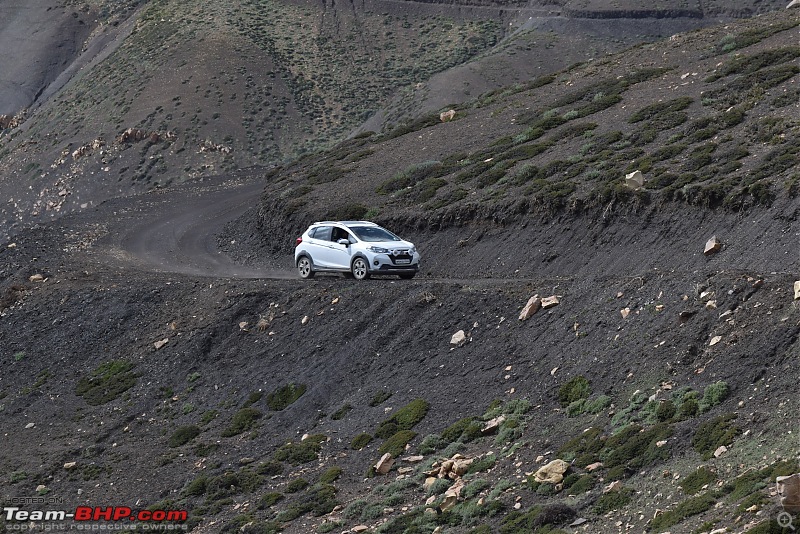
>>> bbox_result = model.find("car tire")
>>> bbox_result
[297,256,315,279]
[351,257,370,280]
[399,272,415,280]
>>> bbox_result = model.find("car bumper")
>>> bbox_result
[368,254,420,273]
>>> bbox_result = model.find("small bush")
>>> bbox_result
[558,376,590,407]
[258,492,284,509]
[680,467,717,495]
[183,476,208,497]
[351,433,372,450]
[441,417,484,444]
[693,414,740,460]
[75,360,138,406]
[267,383,306,411]
[168,425,201,447]
[369,391,392,407]
[221,407,262,437]
[584,395,612,414]
[242,391,262,407]
[319,466,342,484]
[256,460,283,476]
[426,478,452,496]
[699,381,730,413]
[593,487,633,513]
[379,430,417,457]
[330,404,352,421]
[656,400,677,422]
[650,493,716,531]
[274,434,327,465]
[463,478,491,499]
[466,454,497,475]
[286,478,309,493]
[374,398,429,438]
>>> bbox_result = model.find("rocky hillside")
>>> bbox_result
[0,0,790,242]
[0,4,798,534]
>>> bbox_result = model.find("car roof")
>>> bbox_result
[311,220,379,228]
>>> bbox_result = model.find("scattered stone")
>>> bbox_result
[679,310,696,322]
[481,415,506,435]
[425,495,436,505]
[745,504,759,512]
[352,526,369,533]
[604,480,624,493]
[519,295,542,320]
[423,477,437,490]
[534,459,569,484]
[570,518,588,527]
[713,445,728,458]
[238,321,248,331]
[375,453,394,475]
[624,170,644,189]
[752,279,764,288]
[64,462,77,470]
[397,467,413,475]
[239,457,255,465]
[700,290,715,300]
[154,338,169,350]
[301,315,309,325]
[402,455,424,463]
[513,502,522,510]
[709,336,722,347]
[25,422,35,429]
[586,462,603,472]
[777,473,800,513]
[794,281,800,300]
[719,310,733,320]
[439,109,456,122]
[656,440,667,448]
[705,300,717,310]
[450,330,466,346]
[452,458,474,476]
[541,296,560,309]
[620,307,630,319]
[704,235,722,255]
[29,274,44,282]
[35,485,47,493]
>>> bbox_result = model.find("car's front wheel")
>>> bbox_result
[351,257,370,280]
[297,256,315,279]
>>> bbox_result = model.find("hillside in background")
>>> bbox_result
[0,3,798,534]
[0,0,790,242]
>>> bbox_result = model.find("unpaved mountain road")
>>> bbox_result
[97,174,296,279]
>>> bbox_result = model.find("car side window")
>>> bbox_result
[312,226,332,241]
[331,227,351,242]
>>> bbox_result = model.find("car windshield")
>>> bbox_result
[350,226,401,242]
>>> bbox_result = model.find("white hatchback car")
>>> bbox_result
[294,221,420,280]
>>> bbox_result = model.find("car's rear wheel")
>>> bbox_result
[297,256,315,279]
[399,272,415,280]
[351,257,370,280]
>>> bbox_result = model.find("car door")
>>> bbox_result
[307,226,334,267]
[326,227,354,269]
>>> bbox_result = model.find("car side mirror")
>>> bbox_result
[337,239,350,246]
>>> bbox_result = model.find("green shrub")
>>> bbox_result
[327,203,368,220]
[286,478,309,493]
[256,460,283,476]
[441,417,484,444]
[650,493,716,531]
[75,360,137,405]
[374,399,429,439]
[558,376,590,407]
[242,391,262,407]
[379,430,417,457]
[426,478,452,496]
[656,400,677,422]
[593,487,633,513]
[466,454,497,475]
[563,474,594,495]
[680,467,717,495]
[692,414,740,460]
[601,423,672,469]
[351,433,372,450]
[267,383,306,411]
[274,434,327,465]
[169,425,201,447]
[319,466,342,484]
[584,395,612,414]
[183,475,208,497]
[274,483,337,521]
[258,492,284,508]
[221,407,262,437]
[330,404,352,421]
[699,381,730,413]
[557,427,604,466]
[369,391,392,406]
[463,478,491,499]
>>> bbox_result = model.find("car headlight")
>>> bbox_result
[368,246,389,253]
[410,247,417,255]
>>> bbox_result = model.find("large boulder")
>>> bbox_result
[534,459,570,484]
[777,473,800,514]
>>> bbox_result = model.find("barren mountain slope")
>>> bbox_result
[0,9,798,534]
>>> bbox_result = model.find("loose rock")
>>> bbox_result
[375,453,394,475]
[534,459,569,484]
[777,473,800,513]
[704,235,722,255]
[519,295,542,320]
[541,296,560,309]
